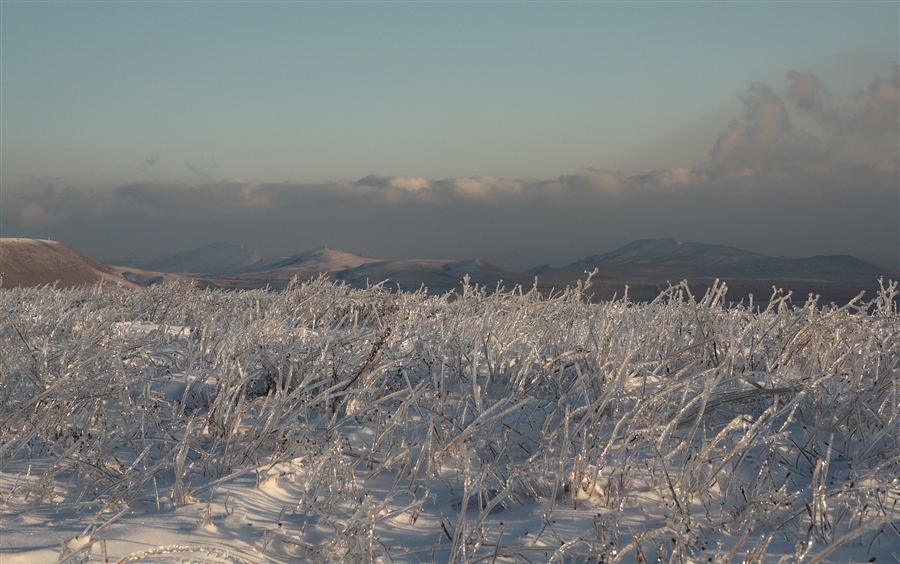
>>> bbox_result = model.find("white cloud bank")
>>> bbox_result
[3,69,898,271]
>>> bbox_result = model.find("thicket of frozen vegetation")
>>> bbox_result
[1,276,898,563]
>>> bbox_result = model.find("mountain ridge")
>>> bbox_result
[108,241,268,275]
[241,246,379,274]
[5,237,896,302]
[547,238,769,271]
[536,238,897,284]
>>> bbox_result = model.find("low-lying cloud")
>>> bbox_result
[711,82,792,168]
[855,65,900,137]
[3,68,898,271]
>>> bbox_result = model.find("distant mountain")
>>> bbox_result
[553,239,767,272]
[104,243,524,292]
[538,239,899,284]
[108,242,269,275]
[215,246,382,288]
[7,237,894,303]
[0,238,142,289]
[523,264,553,276]
[719,254,898,283]
[213,247,524,292]
[242,246,378,276]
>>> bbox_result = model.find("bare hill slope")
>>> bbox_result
[0,238,142,289]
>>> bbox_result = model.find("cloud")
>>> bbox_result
[2,68,897,270]
[632,168,709,191]
[787,66,899,139]
[238,183,276,211]
[853,64,899,137]
[358,175,432,192]
[18,203,60,229]
[710,82,791,168]
[787,70,826,114]
[712,68,899,173]
[4,156,895,269]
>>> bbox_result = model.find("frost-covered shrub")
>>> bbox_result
[1,277,898,563]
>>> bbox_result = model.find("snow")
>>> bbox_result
[1,277,898,562]
[247,246,379,274]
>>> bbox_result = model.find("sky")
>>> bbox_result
[1,1,898,271]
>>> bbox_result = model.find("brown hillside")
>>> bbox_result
[0,238,141,289]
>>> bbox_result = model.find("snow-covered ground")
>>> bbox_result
[1,277,898,563]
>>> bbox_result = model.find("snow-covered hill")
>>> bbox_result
[242,246,378,276]
[218,248,524,293]
[109,241,269,275]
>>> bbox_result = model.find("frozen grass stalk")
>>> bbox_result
[0,277,898,562]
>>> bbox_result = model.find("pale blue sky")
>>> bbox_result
[2,1,898,269]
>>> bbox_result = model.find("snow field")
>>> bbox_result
[1,276,898,563]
